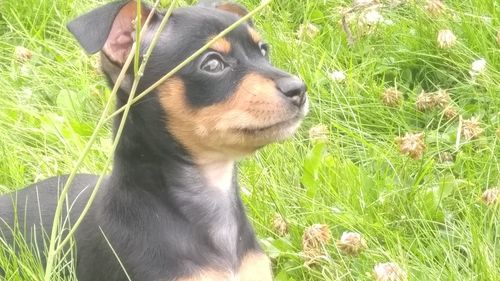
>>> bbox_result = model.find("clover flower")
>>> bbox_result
[481,188,500,206]
[302,224,331,265]
[470,58,486,77]
[336,231,367,256]
[415,91,434,111]
[272,214,288,236]
[362,9,384,26]
[461,117,483,140]
[396,132,426,160]
[298,22,320,40]
[381,87,403,107]
[330,70,347,82]
[425,0,445,16]
[432,89,451,108]
[437,29,457,49]
[14,46,33,63]
[442,106,458,120]
[309,124,329,142]
[373,262,408,281]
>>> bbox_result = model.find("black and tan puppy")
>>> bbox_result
[0,1,308,280]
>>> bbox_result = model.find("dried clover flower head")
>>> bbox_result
[14,46,33,63]
[437,152,454,163]
[415,91,434,111]
[297,22,320,40]
[354,0,379,6]
[272,214,288,236]
[330,70,346,82]
[309,124,329,142]
[442,106,458,120]
[302,224,331,265]
[362,9,384,26]
[461,117,483,140]
[381,87,403,107]
[470,58,487,77]
[432,89,451,108]
[396,132,426,160]
[425,0,445,16]
[336,231,367,256]
[373,262,408,281]
[437,29,457,49]
[481,188,500,206]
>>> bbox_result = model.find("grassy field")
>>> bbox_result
[0,0,499,280]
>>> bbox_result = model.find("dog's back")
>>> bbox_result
[0,174,98,263]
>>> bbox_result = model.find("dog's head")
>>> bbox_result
[68,0,308,161]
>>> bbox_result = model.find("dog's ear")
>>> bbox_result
[199,1,252,25]
[67,0,153,65]
[215,2,249,18]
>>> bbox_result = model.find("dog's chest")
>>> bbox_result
[207,198,239,262]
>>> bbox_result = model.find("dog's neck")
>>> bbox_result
[108,98,256,267]
[196,156,235,193]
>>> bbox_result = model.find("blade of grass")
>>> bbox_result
[52,0,177,256]
[42,2,163,279]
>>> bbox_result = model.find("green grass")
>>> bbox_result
[0,0,499,280]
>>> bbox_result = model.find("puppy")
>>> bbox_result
[0,1,308,280]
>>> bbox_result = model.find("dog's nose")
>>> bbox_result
[275,77,307,107]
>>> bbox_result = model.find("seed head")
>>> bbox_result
[437,152,454,164]
[481,188,500,206]
[309,124,329,142]
[362,9,384,26]
[272,214,288,236]
[425,0,445,16]
[373,262,408,281]
[297,22,320,40]
[415,91,434,111]
[437,29,457,49]
[381,87,403,107]
[302,224,331,265]
[442,106,458,120]
[14,46,33,63]
[353,0,378,6]
[461,117,483,140]
[497,31,500,46]
[330,70,346,82]
[336,231,367,256]
[396,132,426,160]
[432,89,451,108]
[470,58,487,77]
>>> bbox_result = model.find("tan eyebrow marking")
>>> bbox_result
[208,37,231,54]
[248,27,262,44]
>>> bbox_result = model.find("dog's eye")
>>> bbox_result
[259,42,269,57]
[201,55,226,73]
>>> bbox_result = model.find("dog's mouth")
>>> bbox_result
[234,110,308,137]
[234,97,309,136]
[234,116,301,134]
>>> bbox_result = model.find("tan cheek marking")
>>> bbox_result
[159,78,204,156]
[159,74,279,158]
[209,37,232,54]
[216,3,248,17]
[238,252,273,281]
[214,73,278,130]
[248,27,262,45]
